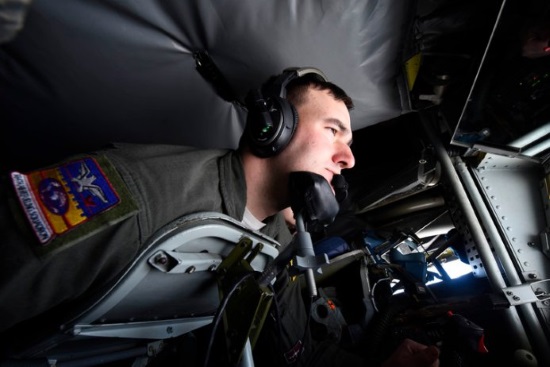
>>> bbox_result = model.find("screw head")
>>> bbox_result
[154,254,168,264]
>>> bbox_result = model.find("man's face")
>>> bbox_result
[274,87,355,190]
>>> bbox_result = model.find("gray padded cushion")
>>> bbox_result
[0,0,413,170]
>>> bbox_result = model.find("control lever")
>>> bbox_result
[289,171,339,297]
[293,211,327,298]
[258,172,339,296]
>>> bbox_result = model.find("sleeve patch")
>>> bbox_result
[11,156,138,247]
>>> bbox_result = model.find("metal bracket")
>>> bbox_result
[73,316,213,339]
[503,280,550,306]
[148,250,223,273]
[217,237,273,364]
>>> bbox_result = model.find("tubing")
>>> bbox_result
[420,112,537,359]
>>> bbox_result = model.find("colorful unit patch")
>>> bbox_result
[11,157,133,245]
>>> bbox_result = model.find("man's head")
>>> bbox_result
[242,67,353,157]
[240,67,355,220]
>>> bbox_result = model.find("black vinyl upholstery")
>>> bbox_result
[0,0,414,172]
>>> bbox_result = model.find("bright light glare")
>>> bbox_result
[443,260,473,278]
[427,259,472,285]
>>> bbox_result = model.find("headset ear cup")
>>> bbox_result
[246,67,326,157]
[247,96,298,157]
[274,97,298,154]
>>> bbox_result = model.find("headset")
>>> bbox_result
[244,67,328,158]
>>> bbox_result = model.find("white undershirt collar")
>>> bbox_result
[242,207,266,230]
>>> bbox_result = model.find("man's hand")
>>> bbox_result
[380,338,440,367]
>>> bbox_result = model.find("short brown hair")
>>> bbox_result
[286,74,354,111]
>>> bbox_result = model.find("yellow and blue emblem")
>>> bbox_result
[11,156,138,249]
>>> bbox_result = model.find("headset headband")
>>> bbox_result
[267,67,329,99]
